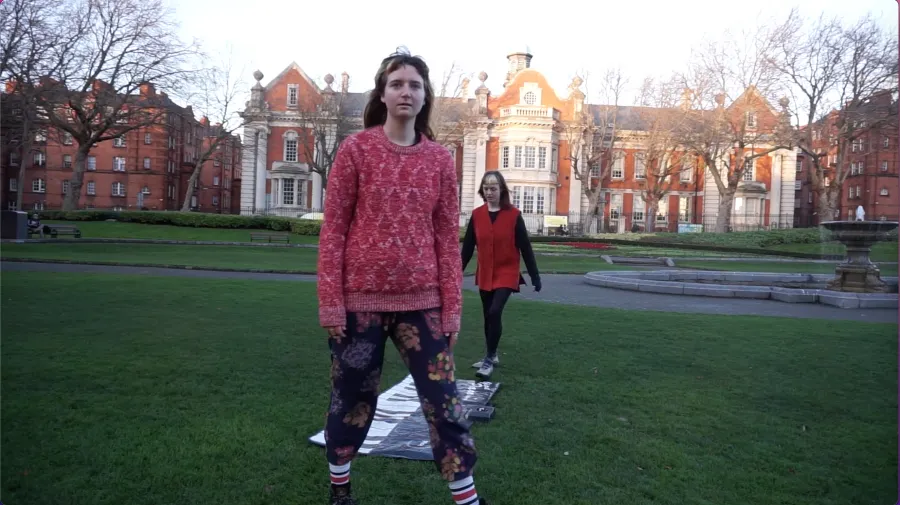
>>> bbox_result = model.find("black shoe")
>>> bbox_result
[329,484,357,505]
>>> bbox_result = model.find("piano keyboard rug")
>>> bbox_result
[308,374,501,461]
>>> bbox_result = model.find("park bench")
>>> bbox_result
[249,231,290,244]
[29,224,82,238]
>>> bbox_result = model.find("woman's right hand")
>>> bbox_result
[326,326,346,339]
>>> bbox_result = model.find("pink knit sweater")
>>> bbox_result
[316,126,462,333]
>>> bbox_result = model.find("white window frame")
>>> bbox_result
[743,158,755,181]
[32,178,46,193]
[144,133,152,144]
[287,84,299,107]
[282,179,295,205]
[611,153,624,179]
[501,146,509,168]
[538,147,547,169]
[112,182,125,197]
[87,181,96,195]
[680,156,693,182]
[63,154,72,168]
[143,157,151,169]
[634,153,646,180]
[113,136,126,148]
[678,196,692,223]
[609,194,622,219]
[632,196,645,222]
[213,176,220,186]
[9,179,17,191]
[114,156,126,172]
[283,131,299,162]
[522,186,535,213]
[87,156,96,171]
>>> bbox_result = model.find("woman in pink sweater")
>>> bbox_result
[317,48,486,505]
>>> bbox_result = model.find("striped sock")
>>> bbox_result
[449,476,479,505]
[329,462,351,487]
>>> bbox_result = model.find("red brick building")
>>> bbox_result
[0,81,242,213]
[240,52,797,233]
[795,90,898,224]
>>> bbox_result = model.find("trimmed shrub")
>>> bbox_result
[38,210,322,236]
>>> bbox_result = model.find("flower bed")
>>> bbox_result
[550,242,615,250]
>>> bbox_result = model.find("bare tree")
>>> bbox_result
[430,62,474,149]
[0,0,73,210]
[634,77,692,232]
[25,0,199,210]
[676,20,791,232]
[772,9,898,220]
[563,68,627,233]
[180,50,246,211]
[295,77,358,207]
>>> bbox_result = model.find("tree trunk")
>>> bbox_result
[62,147,89,211]
[14,117,34,211]
[584,189,602,234]
[181,164,202,212]
[645,200,657,233]
[715,190,735,233]
[818,186,841,222]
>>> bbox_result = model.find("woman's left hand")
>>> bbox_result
[444,332,458,351]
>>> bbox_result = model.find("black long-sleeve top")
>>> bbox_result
[460,210,541,284]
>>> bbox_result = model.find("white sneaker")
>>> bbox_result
[471,354,499,369]
[475,360,494,380]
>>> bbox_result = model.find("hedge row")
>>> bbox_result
[37,210,470,239]
[38,210,323,236]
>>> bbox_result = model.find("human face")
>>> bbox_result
[381,64,425,120]
[481,177,501,205]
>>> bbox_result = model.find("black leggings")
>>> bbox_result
[478,288,514,356]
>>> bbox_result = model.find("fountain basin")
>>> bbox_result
[583,270,898,309]
[820,220,899,293]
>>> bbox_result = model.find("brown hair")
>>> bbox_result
[363,47,435,141]
[478,170,513,209]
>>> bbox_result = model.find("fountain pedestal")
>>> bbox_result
[820,220,898,293]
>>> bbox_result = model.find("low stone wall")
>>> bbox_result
[583,270,899,309]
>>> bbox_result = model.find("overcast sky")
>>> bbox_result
[166,0,896,106]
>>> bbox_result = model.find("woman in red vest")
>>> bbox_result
[461,171,541,380]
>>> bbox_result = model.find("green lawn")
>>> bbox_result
[769,241,898,263]
[4,243,897,277]
[1,272,896,505]
[41,220,320,244]
[0,243,634,275]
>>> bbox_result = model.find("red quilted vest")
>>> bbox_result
[473,205,523,291]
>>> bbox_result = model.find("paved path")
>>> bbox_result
[3,261,896,323]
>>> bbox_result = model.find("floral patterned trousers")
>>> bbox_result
[325,308,478,482]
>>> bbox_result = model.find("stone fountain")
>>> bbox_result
[820,219,899,293]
